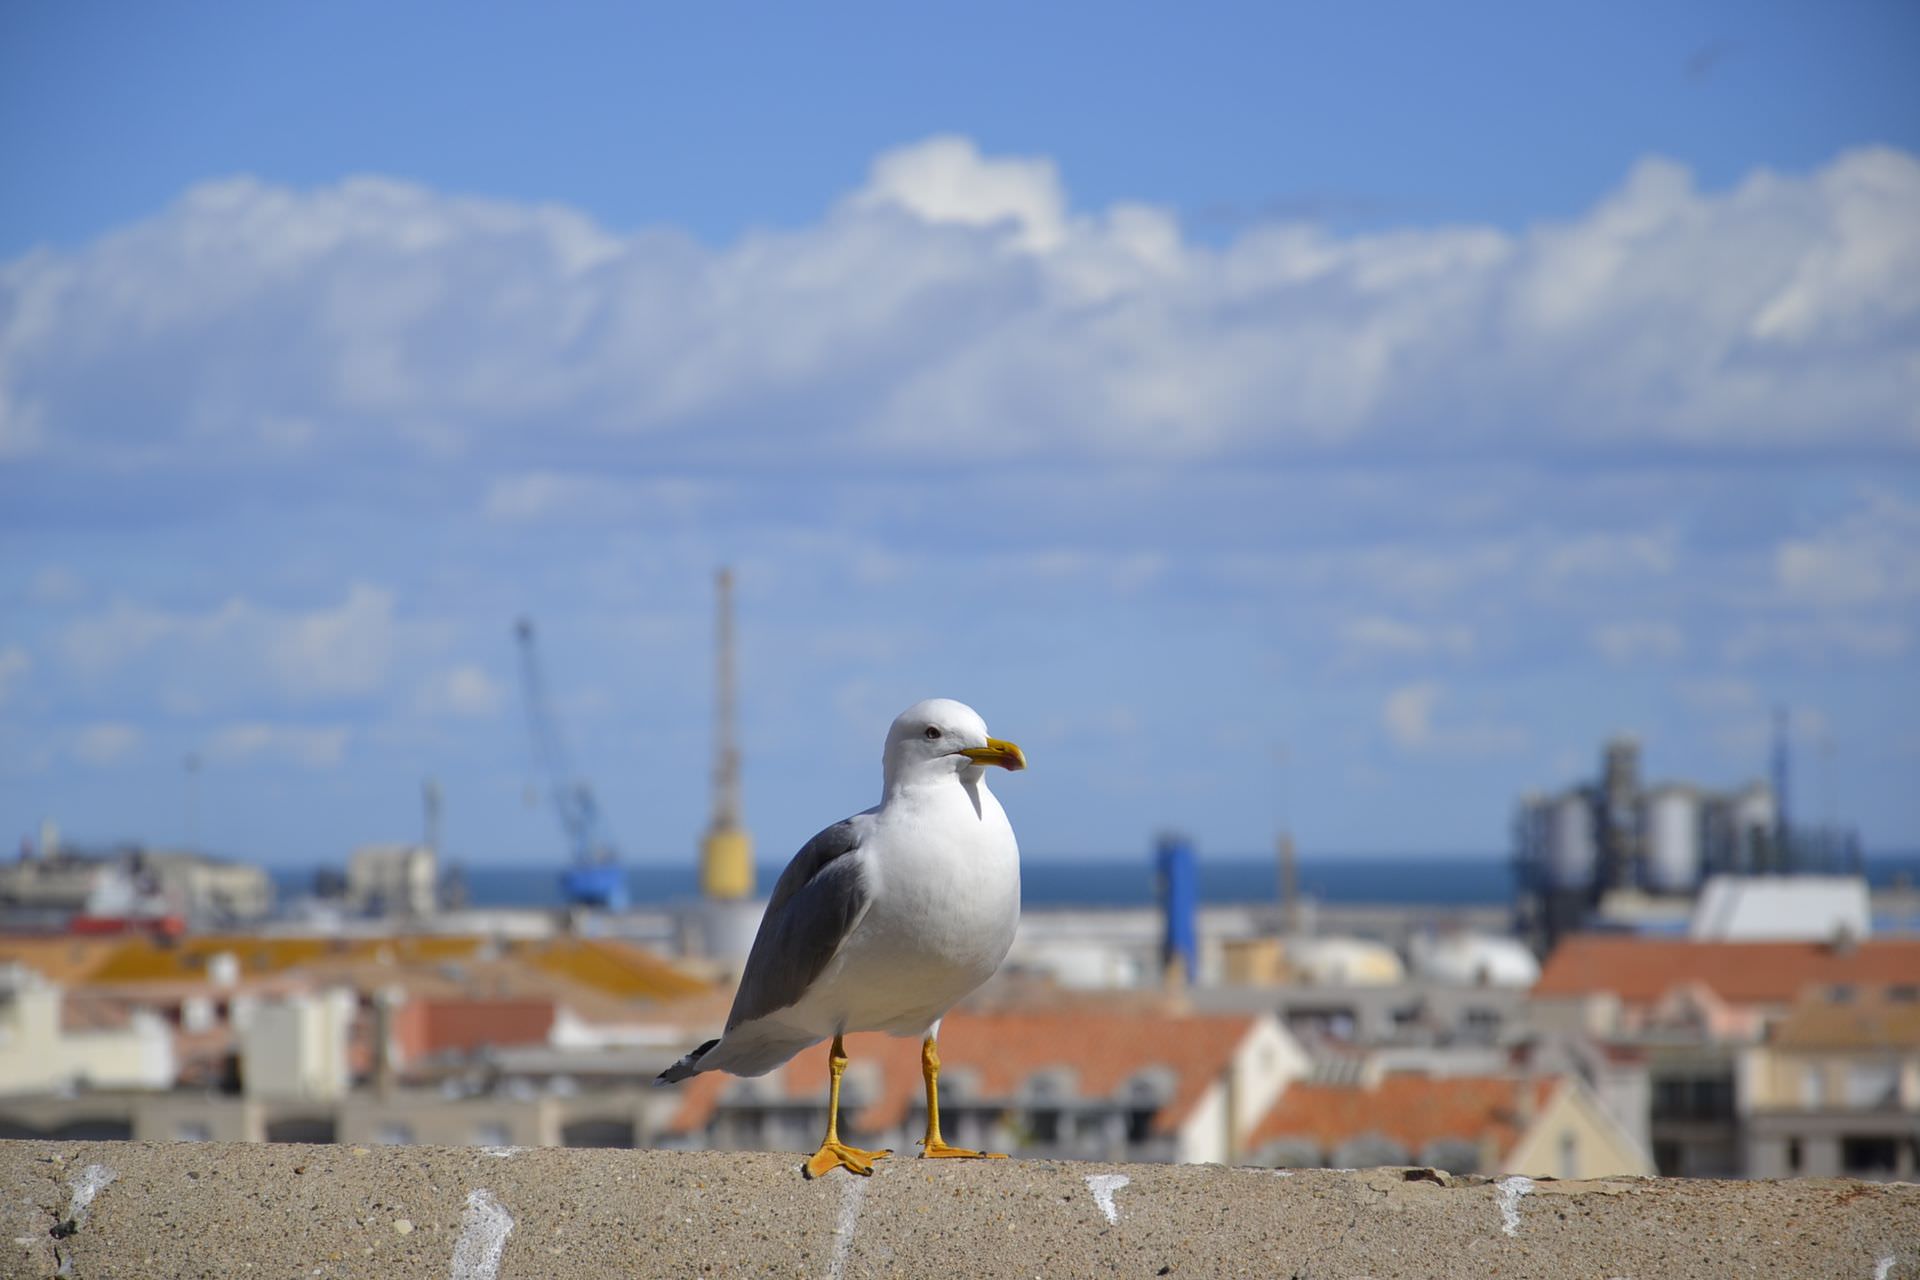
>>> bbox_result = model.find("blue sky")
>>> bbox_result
[2,2,1917,868]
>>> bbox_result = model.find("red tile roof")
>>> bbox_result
[394,997,555,1059]
[1247,1074,1559,1159]
[1533,936,1920,1006]
[665,1007,1258,1138]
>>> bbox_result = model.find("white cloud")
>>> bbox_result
[415,663,503,718]
[207,721,349,767]
[1382,681,1526,756]
[1726,618,1909,662]
[1340,616,1475,662]
[29,566,85,606]
[1679,677,1759,714]
[0,647,29,705]
[850,134,1069,252]
[1383,681,1442,748]
[482,471,712,524]
[71,721,138,765]
[1592,620,1686,663]
[59,583,395,702]
[3,141,1915,471]
[1543,532,1675,583]
[1775,489,1920,607]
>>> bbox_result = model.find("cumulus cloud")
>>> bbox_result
[58,583,396,702]
[1339,616,1476,662]
[70,721,138,765]
[0,647,29,705]
[1382,681,1526,756]
[1592,620,1686,663]
[2,140,1915,472]
[1775,489,1920,606]
[207,721,350,767]
[414,663,504,718]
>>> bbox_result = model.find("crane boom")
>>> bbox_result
[513,617,628,910]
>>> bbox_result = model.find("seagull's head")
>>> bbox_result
[883,698,1026,790]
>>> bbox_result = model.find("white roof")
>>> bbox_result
[1689,875,1870,941]
[1407,933,1540,987]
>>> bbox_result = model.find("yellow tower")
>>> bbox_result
[700,567,755,900]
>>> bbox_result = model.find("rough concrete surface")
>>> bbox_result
[0,1141,1912,1279]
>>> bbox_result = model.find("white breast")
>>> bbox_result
[803,774,1021,1037]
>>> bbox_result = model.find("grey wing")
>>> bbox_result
[723,813,873,1032]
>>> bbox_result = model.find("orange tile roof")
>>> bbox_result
[70,933,710,1003]
[665,1007,1258,1138]
[1533,936,1920,1006]
[0,936,121,984]
[508,938,711,1002]
[84,934,482,983]
[1247,1074,1559,1159]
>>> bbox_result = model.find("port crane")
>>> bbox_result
[512,617,628,911]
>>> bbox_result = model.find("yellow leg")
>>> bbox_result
[919,1034,1006,1160]
[804,1034,891,1179]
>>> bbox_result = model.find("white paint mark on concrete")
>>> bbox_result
[481,1147,524,1159]
[1085,1173,1131,1225]
[1496,1175,1535,1237]
[825,1176,868,1280]
[67,1165,116,1221]
[1874,1256,1894,1280]
[450,1189,514,1280]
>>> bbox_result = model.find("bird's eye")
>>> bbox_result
[923,725,942,740]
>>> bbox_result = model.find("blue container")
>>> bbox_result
[1156,833,1200,984]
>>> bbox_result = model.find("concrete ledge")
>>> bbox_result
[1,1141,1913,1279]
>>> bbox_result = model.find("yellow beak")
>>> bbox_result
[960,738,1027,771]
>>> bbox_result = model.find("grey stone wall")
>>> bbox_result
[1,1140,1913,1279]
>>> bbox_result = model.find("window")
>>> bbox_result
[1800,1064,1823,1108]
[1841,1136,1898,1175]
[1652,1074,1735,1120]
[1843,1061,1900,1110]
[1786,1138,1802,1173]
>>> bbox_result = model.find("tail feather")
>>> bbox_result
[655,1037,720,1086]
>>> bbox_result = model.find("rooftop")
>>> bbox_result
[1533,936,1920,1006]
[1248,1073,1556,1160]
[666,1007,1260,1138]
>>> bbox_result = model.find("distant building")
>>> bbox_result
[0,844,271,927]
[0,931,713,1145]
[1532,934,1920,1178]
[346,844,438,918]
[1743,984,1920,1181]
[0,965,175,1096]
[1513,736,1863,953]
[660,1006,1307,1165]
[1689,875,1870,942]
[1246,1072,1653,1178]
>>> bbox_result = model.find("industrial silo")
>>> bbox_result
[1546,790,1598,890]
[1643,784,1702,893]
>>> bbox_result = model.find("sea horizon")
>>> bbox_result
[270,849,1920,913]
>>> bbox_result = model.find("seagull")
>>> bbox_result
[657,697,1026,1178]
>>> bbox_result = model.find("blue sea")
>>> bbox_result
[272,852,1920,912]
